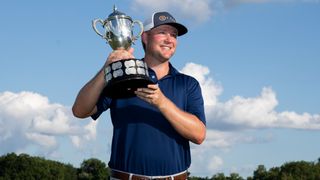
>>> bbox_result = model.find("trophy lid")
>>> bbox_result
[108,5,130,19]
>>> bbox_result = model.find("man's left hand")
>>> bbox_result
[134,84,167,109]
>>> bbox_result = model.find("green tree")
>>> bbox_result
[228,173,244,180]
[212,173,226,180]
[0,153,77,180]
[2,152,320,180]
[78,158,109,180]
[253,165,267,180]
[266,167,280,179]
[279,161,318,180]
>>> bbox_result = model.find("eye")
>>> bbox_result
[171,33,177,38]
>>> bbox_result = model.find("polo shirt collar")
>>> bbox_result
[167,63,181,77]
[146,61,181,83]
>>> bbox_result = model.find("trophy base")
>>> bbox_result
[103,58,154,98]
[103,75,154,98]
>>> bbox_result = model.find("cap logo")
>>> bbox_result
[159,15,167,21]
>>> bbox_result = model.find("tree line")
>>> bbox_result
[0,153,320,179]
[189,159,320,180]
[0,153,109,180]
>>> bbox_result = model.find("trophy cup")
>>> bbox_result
[92,6,153,98]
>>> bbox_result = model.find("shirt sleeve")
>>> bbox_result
[186,77,206,125]
[91,95,112,120]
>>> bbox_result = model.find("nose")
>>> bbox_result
[164,33,176,43]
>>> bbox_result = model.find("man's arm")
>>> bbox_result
[135,84,206,144]
[158,96,206,145]
[72,48,135,118]
[72,68,105,118]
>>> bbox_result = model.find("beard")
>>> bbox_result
[149,45,176,62]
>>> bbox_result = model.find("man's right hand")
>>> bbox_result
[105,48,135,66]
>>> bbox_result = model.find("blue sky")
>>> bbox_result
[1,0,319,178]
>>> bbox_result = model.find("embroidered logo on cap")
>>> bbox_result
[159,15,167,21]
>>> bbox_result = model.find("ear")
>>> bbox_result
[141,32,148,45]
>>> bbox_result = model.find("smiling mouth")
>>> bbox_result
[161,45,172,50]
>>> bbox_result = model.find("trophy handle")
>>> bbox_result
[132,20,144,41]
[92,19,108,39]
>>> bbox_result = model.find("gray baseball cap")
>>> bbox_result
[143,12,188,36]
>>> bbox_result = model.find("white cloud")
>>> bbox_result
[209,87,279,129]
[181,62,223,106]
[230,0,319,3]
[222,0,319,8]
[190,142,225,176]
[180,62,320,176]
[25,133,57,149]
[70,136,82,149]
[181,62,320,131]
[71,120,97,149]
[202,130,233,149]
[277,111,320,130]
[0,91,97,155]
[193,129,274,152]
[132,0,213,24]
[208,156,224,171]
[131,0,319,27]
[189,129,275,176]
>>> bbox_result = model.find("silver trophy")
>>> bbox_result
[92,6,153,98]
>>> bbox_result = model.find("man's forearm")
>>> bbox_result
[158,97,206,145]
[72,69,105,118]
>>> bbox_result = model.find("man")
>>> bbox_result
[72,11,206,179]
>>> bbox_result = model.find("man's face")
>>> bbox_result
[144,25,178,62]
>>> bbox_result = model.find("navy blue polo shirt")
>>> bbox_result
[92,63,206,176]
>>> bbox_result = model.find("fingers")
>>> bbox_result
[147,84,159,90]
[135,88,154,98]
[135,84,162,106]
[137,85,158,93]
[136,84,159,95]
[106,48,135,66]
[135,91,150,101]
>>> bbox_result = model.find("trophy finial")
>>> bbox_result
[108,5,126,17]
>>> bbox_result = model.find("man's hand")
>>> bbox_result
[105,47,135,66]
[135,84,167,109]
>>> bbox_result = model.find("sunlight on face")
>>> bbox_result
[144,25,178,62]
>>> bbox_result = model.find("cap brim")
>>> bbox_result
[166,22,188,36]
